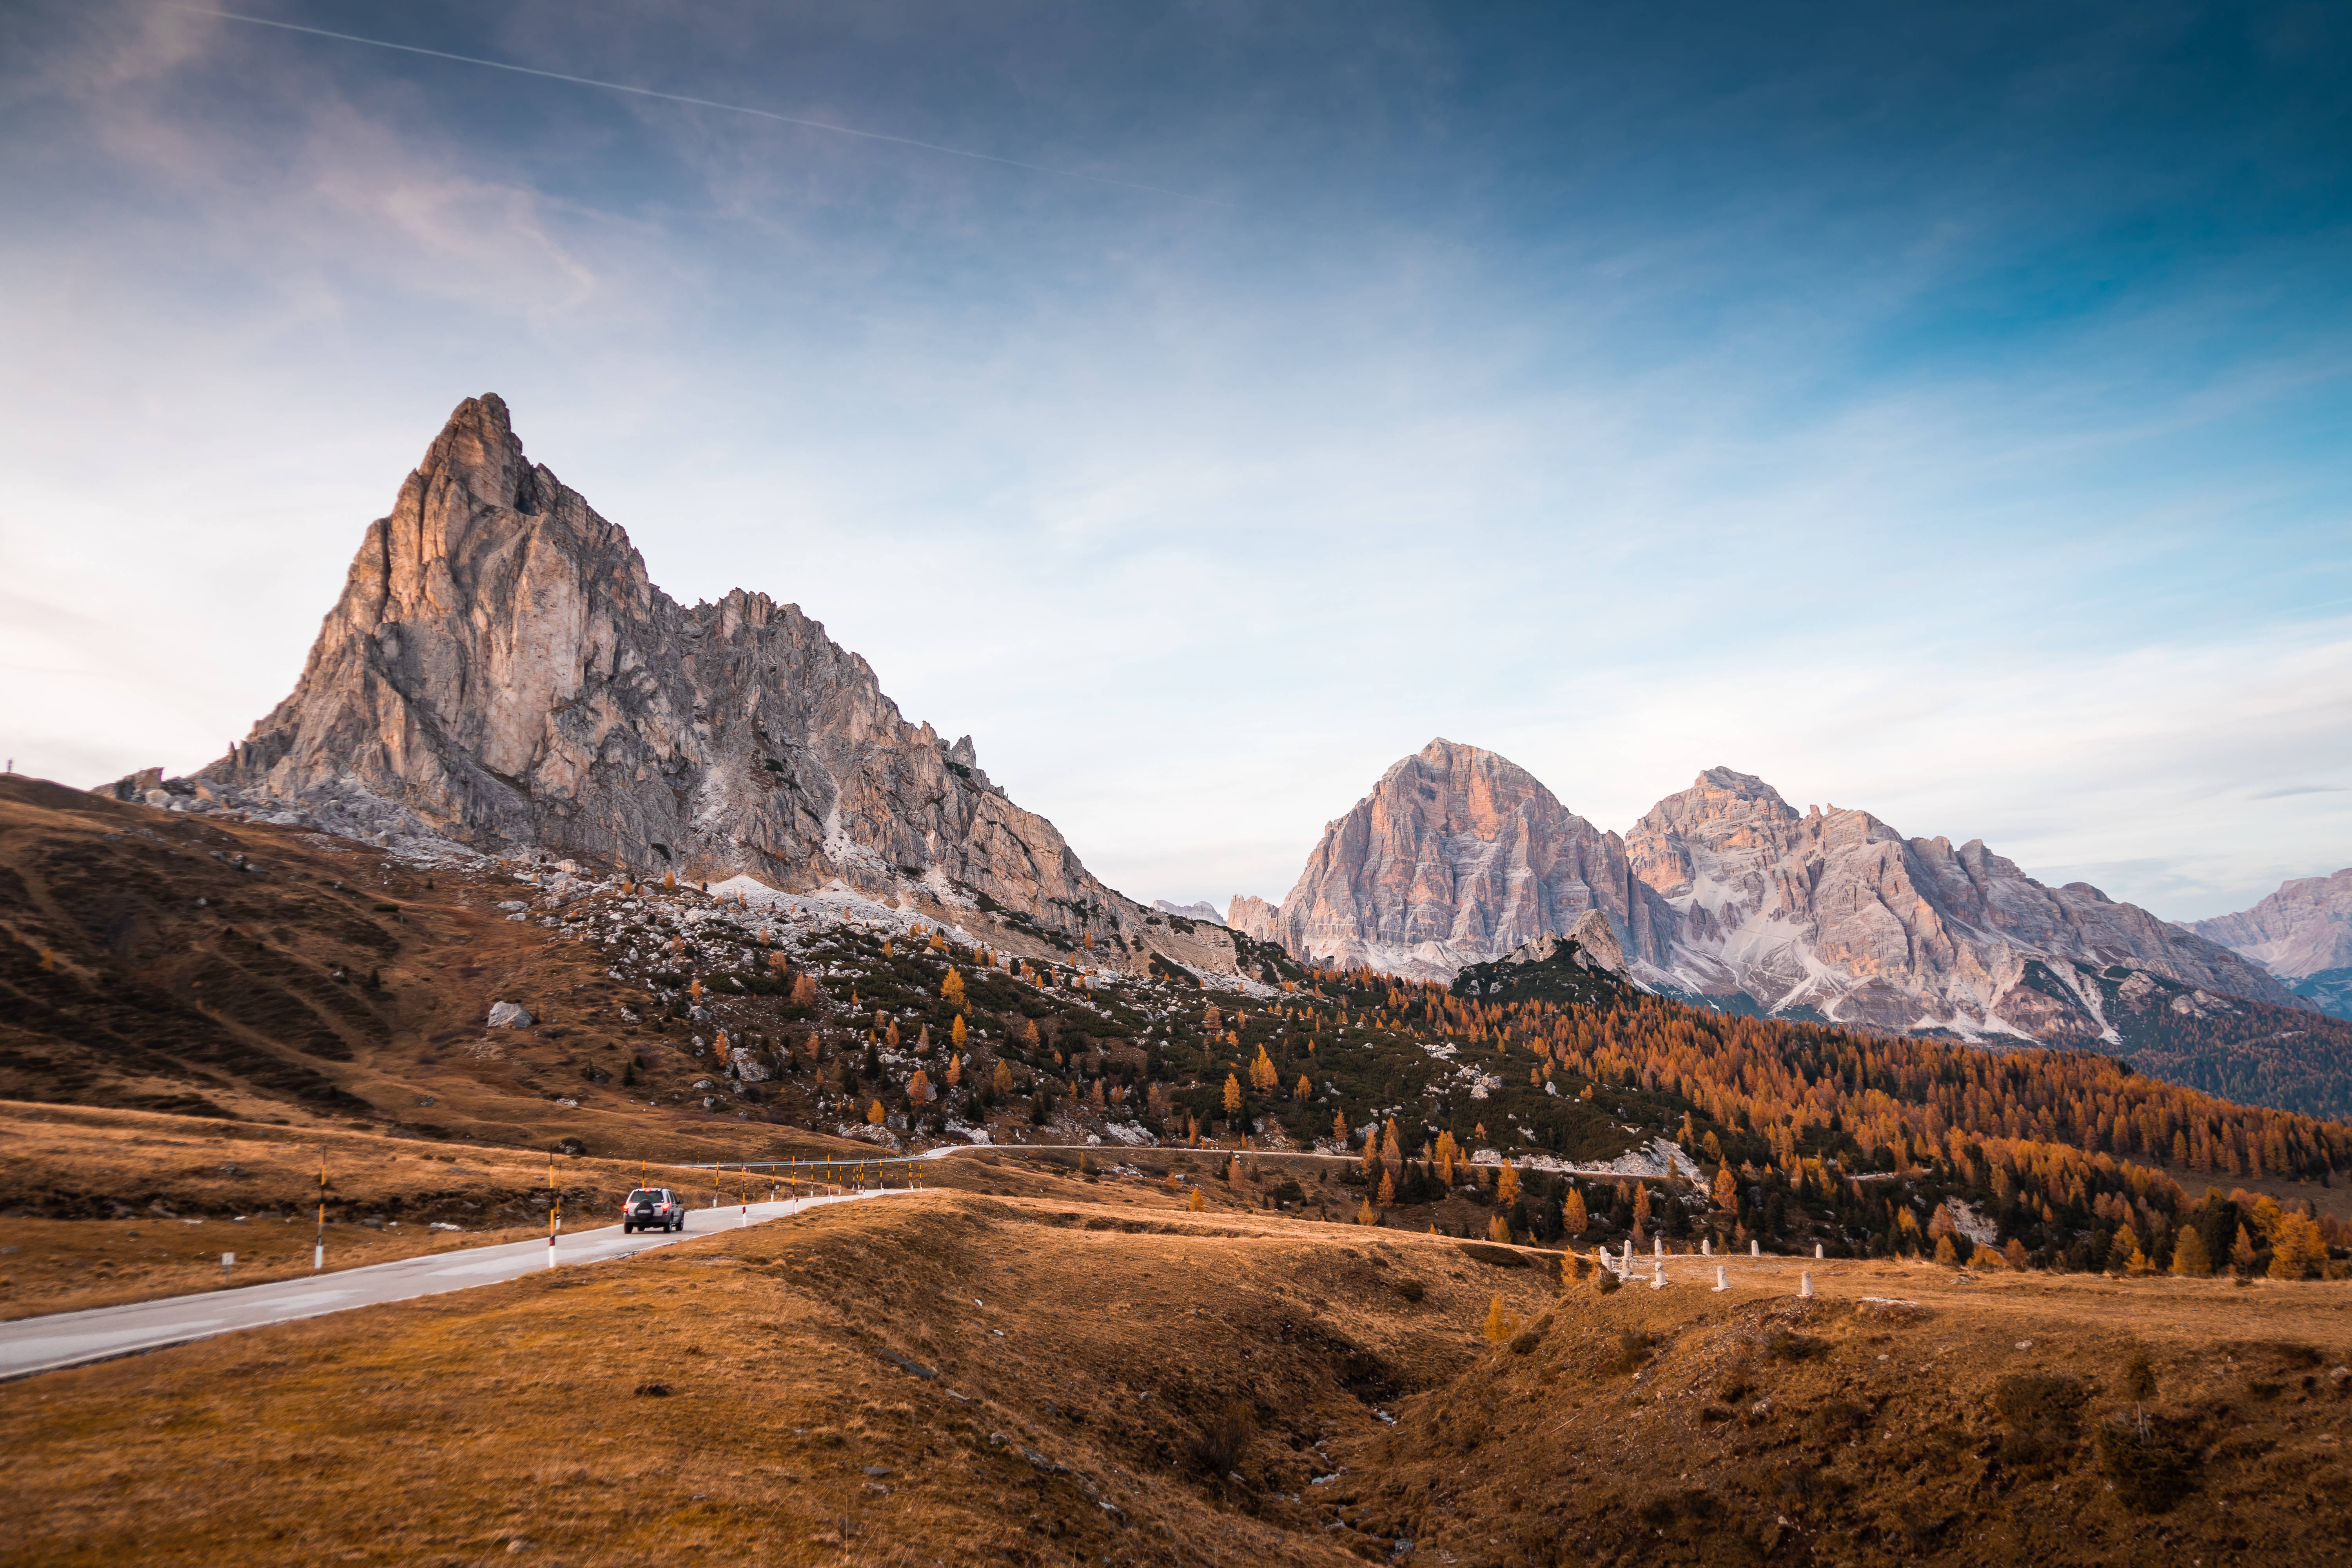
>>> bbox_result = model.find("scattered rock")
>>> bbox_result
[486,1001,533,1029]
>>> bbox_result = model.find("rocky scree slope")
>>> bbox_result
[134,394,1160,954]
[1241,745,2302,1046]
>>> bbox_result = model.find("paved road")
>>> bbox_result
[0,1188,914,1382]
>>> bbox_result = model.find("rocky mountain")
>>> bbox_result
[1243,739,1676,981]
[1225,895,1280,944]
[2187,867,2352,1020]
[1622,767,2301,1038]
[112,394,1190,957]
[1151,900,1225,926]
[1250,743,2307,1049]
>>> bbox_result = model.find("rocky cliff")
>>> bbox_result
[1254,739,1676,980]
[1251,743,2306,1042]
[1622,767,2301,1037]
[2187,868,2352,978]
[155,395,1149,947]
[2187,867,2352,1020]
[1225,894,1281,944]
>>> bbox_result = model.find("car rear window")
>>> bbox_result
[628,1190,661,1203]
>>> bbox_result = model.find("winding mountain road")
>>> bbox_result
[0,1188,913,1382]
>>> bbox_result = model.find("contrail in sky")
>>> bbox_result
[167,5,1223,205]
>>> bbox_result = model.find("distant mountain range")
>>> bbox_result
[1229,739,2319,1046]
[2189,867,2352,1021]
[1151,900,1227,926]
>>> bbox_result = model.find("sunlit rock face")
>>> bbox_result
[1622,767,2297,1035]
[2189,868,2352,979]
[200,394,1127,942]
[1265,745,2303,1038]
[1263,739,1674,982]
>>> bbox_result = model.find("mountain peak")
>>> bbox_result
[1268,742,1668,980]
[1692,765,1786,802]
[187,395,1148,947]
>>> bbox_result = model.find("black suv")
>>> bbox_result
[622,1187,687,1233]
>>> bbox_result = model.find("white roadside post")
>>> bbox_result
[1800,1271,1814,1298]
[1815,1242,1824,1259]
[1750,1239,1760,1258]
[221,1251,234,1283]
[1714,1266,1729,1292]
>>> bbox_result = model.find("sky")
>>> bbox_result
[2,1,2348,922]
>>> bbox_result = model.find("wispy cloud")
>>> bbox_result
[3,0,2348,925]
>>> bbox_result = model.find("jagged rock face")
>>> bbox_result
[1152,900,1225,926]
[1261,739,1674,980]
[1501,911,1628,978]
[1621,767,2302,1034]
[1256,747,2304,1038]
[1225,894,1281,944]
[196,395,1130,940]
[2187,868,2352,978]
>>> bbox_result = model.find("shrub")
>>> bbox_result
[1993,1374,2087,1468]
[1610,1330,1659,1374]
[1764,1330,1829,1363]
[1187,1401,1253,1479]
[2096,1421,2196,1512]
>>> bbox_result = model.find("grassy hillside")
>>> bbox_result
[5,1158,2346,1567]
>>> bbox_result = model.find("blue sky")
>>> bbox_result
[3,1,2348,920]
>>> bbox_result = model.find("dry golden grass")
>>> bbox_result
[0,1180,1543,1567]
[1331,1257,2352,1565]
[0,1104,1284,1319]
[8,1119,2352,1567]
[6,1151,2347,1568]
[0,1215,552,1321]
